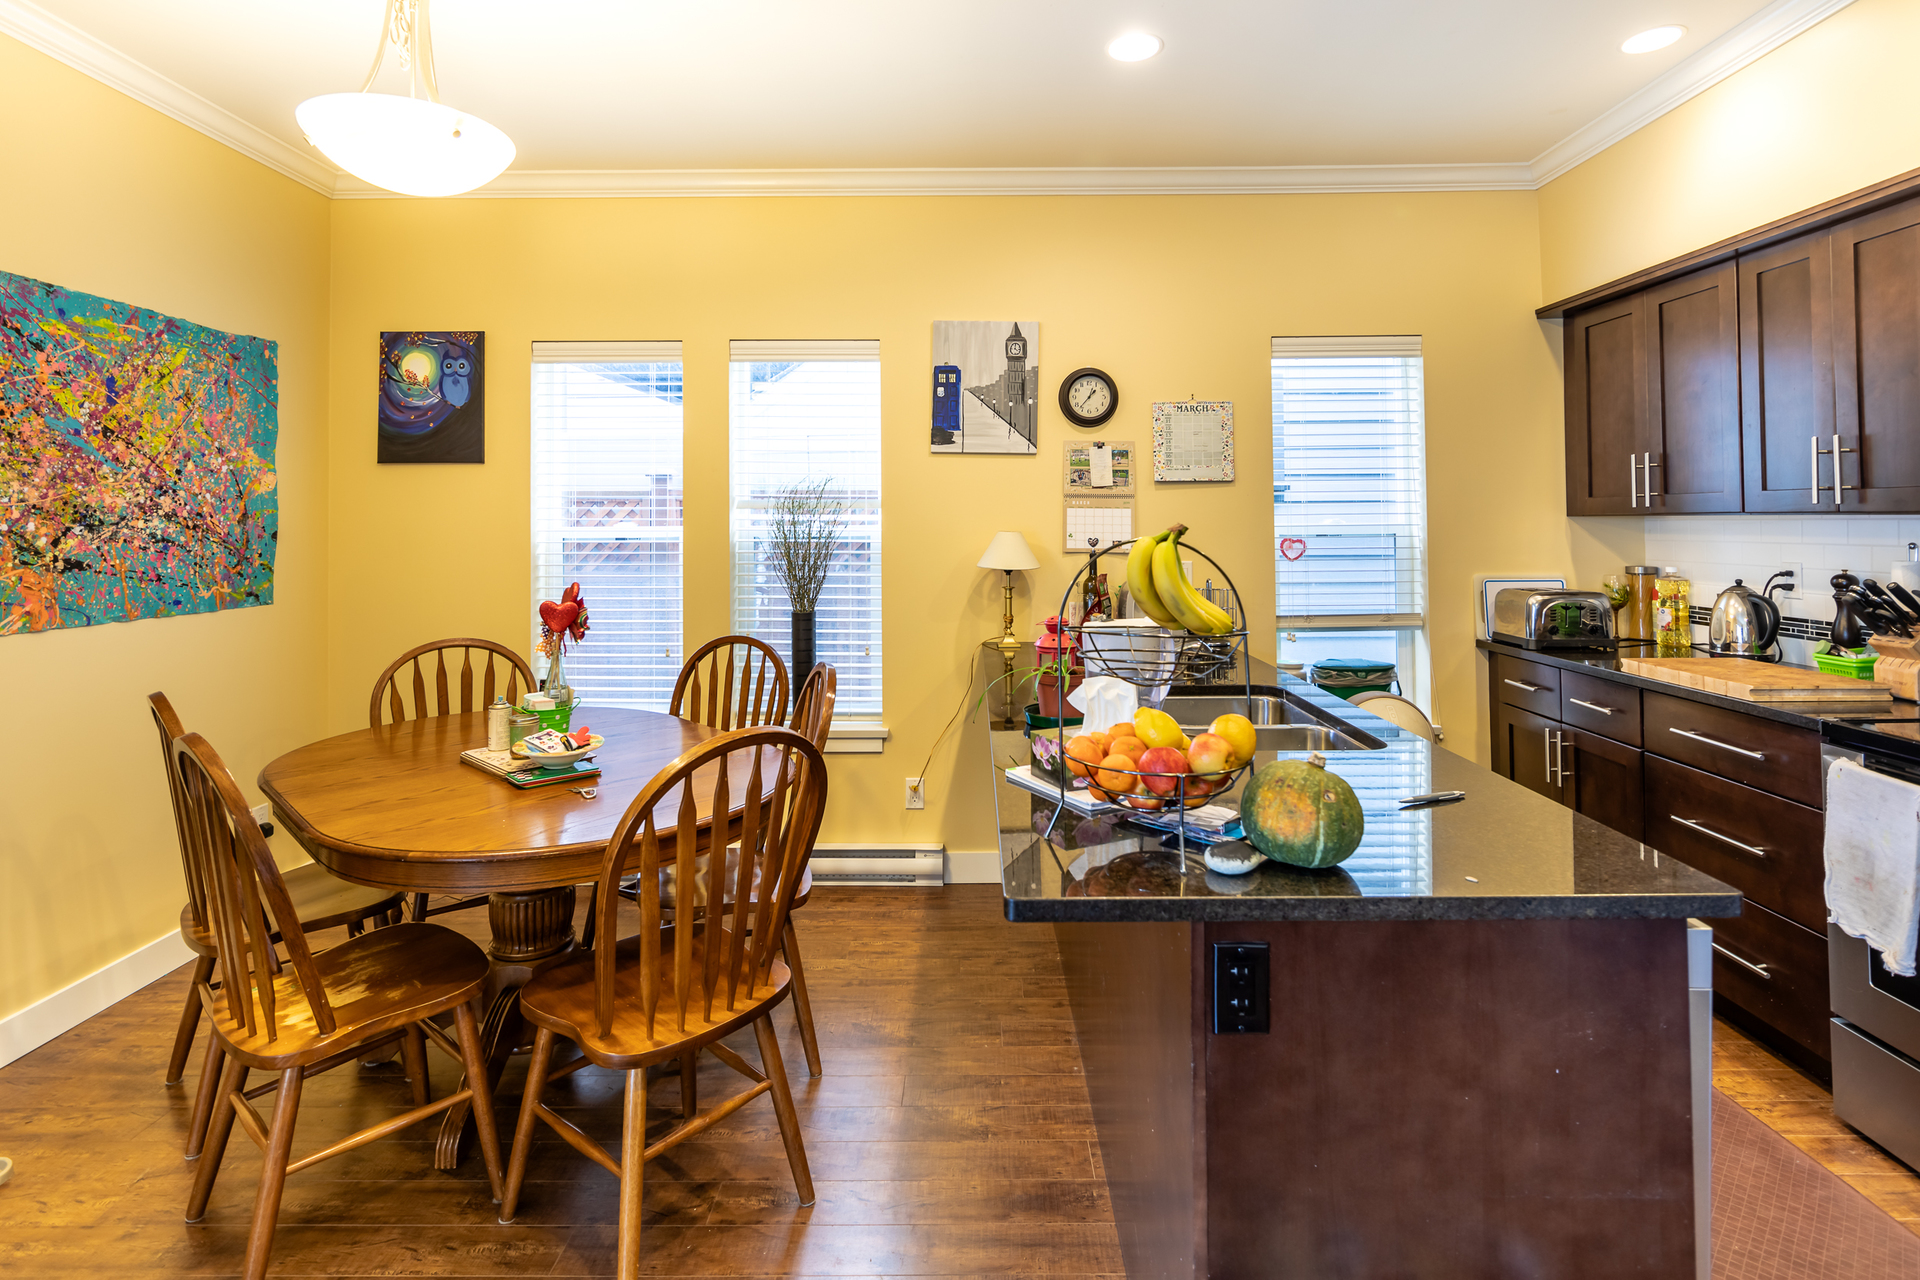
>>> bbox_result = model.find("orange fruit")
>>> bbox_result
[1108,735,1148,763]
[1065,735,1104,779]
[1093,753,1141,794]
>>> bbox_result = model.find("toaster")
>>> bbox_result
[1490,588,1617,651]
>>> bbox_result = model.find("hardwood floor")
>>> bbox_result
[9,880,1920,1276]
[0,883,1122,1278]
[1714,1018,1920,1236]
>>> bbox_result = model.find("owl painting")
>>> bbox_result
[378,331,484,463]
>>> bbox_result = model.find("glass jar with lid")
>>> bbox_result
[1623,565,1659,641]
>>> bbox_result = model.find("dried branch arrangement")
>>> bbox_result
[767,477,847,614]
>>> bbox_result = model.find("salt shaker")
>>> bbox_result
[486,695,510,752]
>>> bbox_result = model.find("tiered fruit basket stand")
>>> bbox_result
[1031,536,1257,858]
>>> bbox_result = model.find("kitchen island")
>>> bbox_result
[997,678,1740,1279]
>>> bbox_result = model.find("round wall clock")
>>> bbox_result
[1058,367,1119,428]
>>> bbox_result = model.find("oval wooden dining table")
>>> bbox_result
[259,705,765,1169]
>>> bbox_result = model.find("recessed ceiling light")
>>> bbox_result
[1621,25,1687,54]
[1107,32,1163,62]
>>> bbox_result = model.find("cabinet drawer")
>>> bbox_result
[1710,901,1831,1063]
[1493,654,1560,718]
[1644,756,1824,931]
[1642,691,1823,807]
[1560,671,1641,746]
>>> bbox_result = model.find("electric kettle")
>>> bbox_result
[1707,579,1782,656]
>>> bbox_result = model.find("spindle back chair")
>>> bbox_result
[172,731,504,1280]
[500,725,828,1280]
[149,693,400,1158]
[369,637,535,727]
[669,635,789,731]
[788,661,837,750]
[369,638,535,920]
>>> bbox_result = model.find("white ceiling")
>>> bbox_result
[4,0,1851,191]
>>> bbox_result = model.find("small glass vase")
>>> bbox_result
[540,644,574,731]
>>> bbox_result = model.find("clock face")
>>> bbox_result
[1058,367,1118,426]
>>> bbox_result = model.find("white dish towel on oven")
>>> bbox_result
[1825,757,1920,976]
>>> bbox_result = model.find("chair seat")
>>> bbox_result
[518,930,790,1070]
[206,924,489,1071]
[181,863,403,956]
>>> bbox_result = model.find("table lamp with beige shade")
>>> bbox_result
[978,531,1041,680]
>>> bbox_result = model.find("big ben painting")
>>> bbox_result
[931,320,1040,454]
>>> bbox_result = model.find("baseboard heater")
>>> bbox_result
[810,843,945,885]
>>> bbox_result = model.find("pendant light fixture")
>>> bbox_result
[295,0,514,197]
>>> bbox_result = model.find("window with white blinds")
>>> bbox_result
[531,342,684,711]
[1272,336,1426,628]
[729,340,882,717]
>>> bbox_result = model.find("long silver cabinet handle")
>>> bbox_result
[1545,730,1556,784]
[1712,942,1772,980]
[1568,698,1617,716]
[1811,434,1822,505]
[1630,454,1640,509]
[1671,816,1767,858]
[1667,726,1766,760]
[1504,679,1544,693]
[1558,731,1574,782]
[1644,451,1660,499]
[1833,433,1856,506]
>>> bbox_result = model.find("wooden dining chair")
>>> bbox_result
[670,635,789,731]
[369,638,536,922]
[173,731,505,1280]
[150,693,404,1159]
[499,725,828,1279]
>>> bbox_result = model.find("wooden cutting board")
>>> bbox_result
[1618,656,1892,701]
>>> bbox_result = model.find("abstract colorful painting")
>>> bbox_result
[379,330,484,463]
[0,270,277,636]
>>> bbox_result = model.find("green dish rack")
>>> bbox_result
[1814,649,1878,680]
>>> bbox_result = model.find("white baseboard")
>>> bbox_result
[0,929,195,1068]
[944,849,1003,884]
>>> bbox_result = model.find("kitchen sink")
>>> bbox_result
[1159,689,1385,751]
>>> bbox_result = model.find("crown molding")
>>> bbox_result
[1527,0,1857,187]
[333,162,1537,199]
[1,0,1856,201]
[0,0,337,194]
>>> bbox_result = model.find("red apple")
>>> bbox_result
[1186,733,1233,781]
[1124,793,1164,811]
[1138,746,1190,797]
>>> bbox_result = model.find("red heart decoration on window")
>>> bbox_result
[539,600,581,633]
[1280,538,1307,561]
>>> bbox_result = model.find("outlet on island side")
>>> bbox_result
[905,777,925,810]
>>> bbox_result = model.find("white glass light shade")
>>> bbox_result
[1620,25,1686,54]
[1106,32,1163,62]
[295,93,515,197]
[978,531,1040,571]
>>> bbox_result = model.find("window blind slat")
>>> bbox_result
[532,362,685,711]
[729,358,883,716]
[1273,352,1426,622]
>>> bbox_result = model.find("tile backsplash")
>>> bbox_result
[1641,515,1920,665]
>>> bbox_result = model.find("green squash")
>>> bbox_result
[1239,752,1365,868]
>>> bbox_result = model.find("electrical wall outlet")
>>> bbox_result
[904,777,925,810]
[250,803,276,839]
[1782,563,1802,598]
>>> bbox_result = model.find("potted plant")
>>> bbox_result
[767,477,846,675]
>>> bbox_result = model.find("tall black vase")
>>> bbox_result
[791,610,816,680]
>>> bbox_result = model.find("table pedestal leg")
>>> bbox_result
[434,886,577,1171]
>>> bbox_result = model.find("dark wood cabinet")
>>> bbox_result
[1565,296,1646,515]
[1563,728,1644,841]
[1643,262,1743,512]
[1494,701,1563,802]
[1831,195,1920,511]
[1739,229,1836,511]
[1564,262,1741,515]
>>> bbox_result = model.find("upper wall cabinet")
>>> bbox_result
[1565,261,1741,516]
[1561,180,1920,518]
[1739,229,1835,511]
[1831,198,1920,511]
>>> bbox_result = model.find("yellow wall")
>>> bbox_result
[0,38,332,1021]
[1538,0,1920,303]
[326,191,1602,850]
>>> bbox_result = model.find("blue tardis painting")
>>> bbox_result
[931,364,961,445]
[378,330,484,463]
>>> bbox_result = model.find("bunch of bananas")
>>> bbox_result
[1126,524,1236,635]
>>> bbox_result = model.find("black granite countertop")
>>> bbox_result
[1476,637,1920,729]
[997,675,1741,924]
